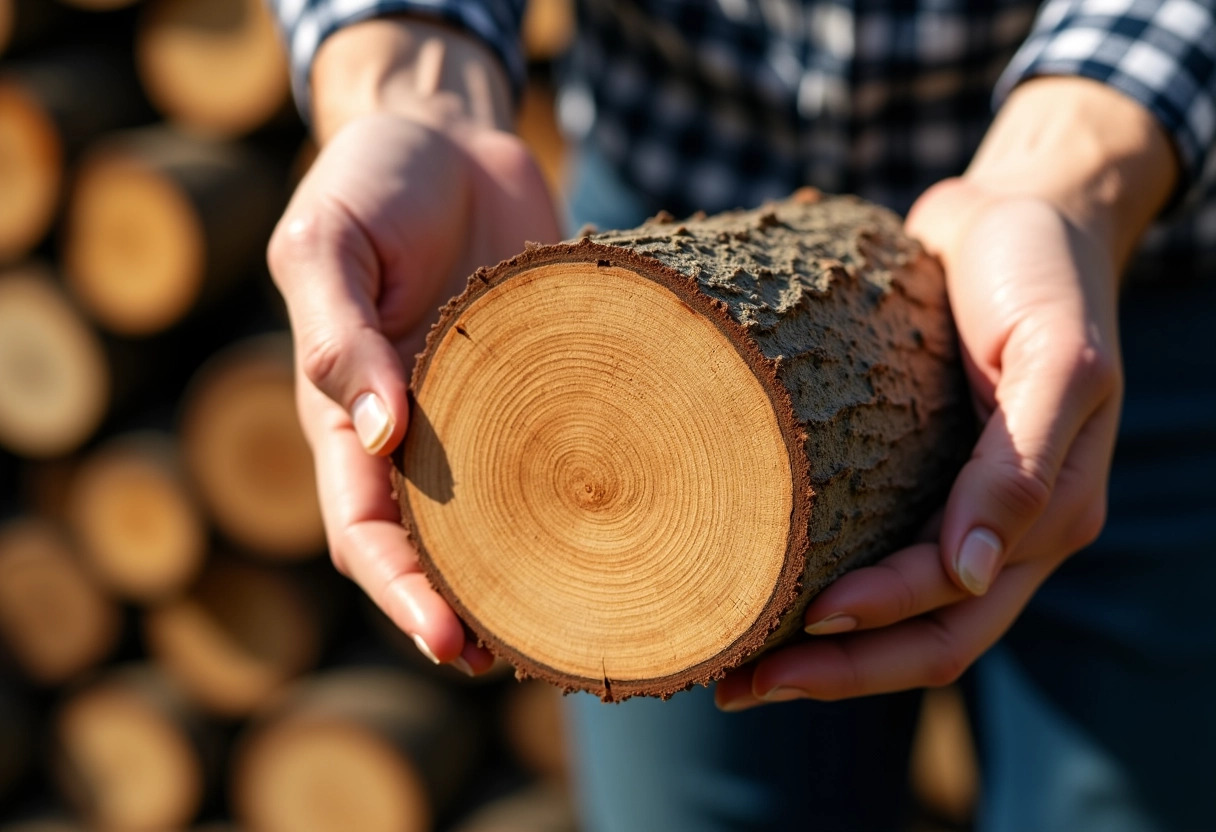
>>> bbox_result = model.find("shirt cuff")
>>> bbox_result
[270,0,527,125]
[995,0,1216,208]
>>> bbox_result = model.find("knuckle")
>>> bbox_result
[1066,496,1108,552]
[988,458,1053,520]
[299,330,346,393]
[1066,344,1122,400]
[874,561,919,622]
[923,620,968,687]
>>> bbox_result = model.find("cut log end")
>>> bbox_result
[55,668,205,832]
[144,559,322,717]
[181,335,324,559]
[0,81,61,262]
[233,669,474,832]
[68,433,205,601]
[235,720,431,832]
[394,194,970,700]
[136,0,289,136]
[64,148,205,336]
[396,252,810,699]
[0,266,109,457]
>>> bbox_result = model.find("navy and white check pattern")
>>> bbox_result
[270,0,1216,272]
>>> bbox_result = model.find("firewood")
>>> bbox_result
[179,334,324,559]
[0,49,147,263]
[53,665,209,832]
[451,782,577,832]
[67,432,205,602]
[135,0,289,136]
[0,265,109,458]
[232,668,478,832]
[393,190,972,699]
[502,680,567,781]
[0,519,120,685]
[143,558,324,717]
[62,127,281,336]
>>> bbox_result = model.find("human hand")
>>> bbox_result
[715,78,1175,709]
[269,21,561,674]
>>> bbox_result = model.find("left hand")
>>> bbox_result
[716,177,1124,709]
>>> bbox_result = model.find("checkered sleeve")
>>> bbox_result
[995,0,1216,204]
[267,0,527,123]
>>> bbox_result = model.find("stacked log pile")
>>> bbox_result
[0,1,578,829]
[0,1,976,830]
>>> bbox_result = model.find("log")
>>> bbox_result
[135,0,289,137]
[910,685,979,825]
[144,558,324,717]
[0,49,148,263]
[67,432,206,601]
[0,265,109,458]
[63,127,282,336]
[53,665,209,832]
[502,680,567,781]
[450,782,577,832]
[392,190,972,699]
[0,518,120,685]
[232,668,478,832]
[179,334,324,559]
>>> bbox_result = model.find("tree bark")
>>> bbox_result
[393,190,973,699]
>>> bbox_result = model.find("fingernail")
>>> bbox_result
[956,527,1002,595]
[450,656,475,677]
[804,613,858,636]
[760,686,805,703]
[413,633,440,664]
[717,697,755,712]
[352,392,393,453]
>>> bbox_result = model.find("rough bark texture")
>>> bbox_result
[394,189,973,698]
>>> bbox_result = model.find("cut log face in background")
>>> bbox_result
[394,190,973,700]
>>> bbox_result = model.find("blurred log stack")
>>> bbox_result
[0,1,977,830]
[0,0,578,829]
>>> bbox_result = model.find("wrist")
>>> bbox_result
[311,16,513,145]
[963,76,1178,269]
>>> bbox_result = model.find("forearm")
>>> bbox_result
[311,16,513,144]
[963,76,1178,270]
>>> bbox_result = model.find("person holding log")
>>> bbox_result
[265,1,1216,830]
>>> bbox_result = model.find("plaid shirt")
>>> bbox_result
[270,0,1216,273]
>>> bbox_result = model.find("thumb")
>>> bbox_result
[269,207,408,455]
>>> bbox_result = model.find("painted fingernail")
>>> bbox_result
[760,686,805,703]
[450,656,475,677]
[412,633,440,664]
[956,527,1002,595]
[804,613,858,636]
[352,392,393,454]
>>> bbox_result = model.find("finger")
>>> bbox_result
[802,543,970,635]
[940,322,1115,595]
[714,665,760,712]
[269,202,408,456]
[744,561,1044,703]
[307,388,467,664]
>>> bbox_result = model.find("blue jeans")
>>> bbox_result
[562,147,1216,832]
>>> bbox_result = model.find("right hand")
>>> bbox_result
[269,112,561,673]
